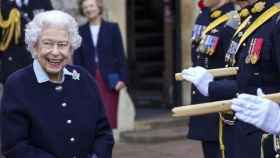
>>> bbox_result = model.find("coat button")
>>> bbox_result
[70,137,75,142]
[55,86,63,92]
[8,56,13,61]
[66,120,72,124]
[242,43,246,47]
[192,91,196,95]
[61,102,67,107]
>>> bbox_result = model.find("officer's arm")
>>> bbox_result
[208,79,239,100]
[219,26,236,52]
[1,80,57,158]
[44,0,54,10]
[272,16,280,75]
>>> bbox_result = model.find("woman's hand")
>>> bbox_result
[115,81,126,91]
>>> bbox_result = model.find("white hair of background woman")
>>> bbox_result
[25,10,82,58]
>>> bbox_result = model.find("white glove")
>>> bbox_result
[231,89,280,134]
[225,11,241,29]
[181,66,213,96]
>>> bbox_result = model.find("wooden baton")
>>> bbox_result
[175,67,239,81]
[172,92,280,117]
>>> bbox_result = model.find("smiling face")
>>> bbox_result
[34,26,71,80]
[82,0,101,22]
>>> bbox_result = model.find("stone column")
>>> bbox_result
[180,0,199,105]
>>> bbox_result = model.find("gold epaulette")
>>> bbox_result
[0,8,21,52]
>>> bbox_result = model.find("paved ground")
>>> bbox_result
[113,139,204,158]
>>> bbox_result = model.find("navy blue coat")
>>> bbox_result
[209,1,280,158]
[0,0,53,83]
[73,20,128,89]
[188,2,235,142]
[1,65,114,158]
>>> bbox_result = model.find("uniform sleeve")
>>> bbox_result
[85,73,114,158]
[44,0,53,10]
[271,16,280,74]
[112,23,128,83]
[1,80,57,158]
[219,26,236,53]
[208,79,239,100]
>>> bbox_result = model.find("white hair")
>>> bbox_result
[25,10,82,57]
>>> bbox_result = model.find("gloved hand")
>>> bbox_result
[225,11,241,29]
[231,89,280,134]
[181,66,213,96]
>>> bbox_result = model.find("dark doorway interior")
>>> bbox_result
[126,0,180,109]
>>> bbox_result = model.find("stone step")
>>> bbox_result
[119,113,188,143]
[135,115,187,130]
[130,90,163,107]
[120,126,187,144]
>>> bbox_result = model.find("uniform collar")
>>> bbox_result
[33,59,72,84]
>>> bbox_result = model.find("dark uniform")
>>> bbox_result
[208,0,280,158]
[188,2,236,158]
[1,64,114,158]
[0,0,53,84]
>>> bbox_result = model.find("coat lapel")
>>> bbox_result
[97,20,106,50]
[83,23,96,62]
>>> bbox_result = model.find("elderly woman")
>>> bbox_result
[1,10,114,158]
[74,0,128,129]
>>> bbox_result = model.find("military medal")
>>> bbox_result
[192,25,206,42]
[226,40,240,66]
[245,40,254,64]
[245,54,251,64]
[207,35,219,56]
[197,35,207,53]
[247,38,264,64]
[250,54,258,64]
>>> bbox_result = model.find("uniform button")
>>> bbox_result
[8,56,13,61]
[70,137,75,142]
[192,91,196,95]
[238,32,243,37]
[61,102,67,107]
[243,43,246,47]
[55,86,63,92]
[66,120,72,124]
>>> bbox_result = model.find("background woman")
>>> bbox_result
[74,0,128,129]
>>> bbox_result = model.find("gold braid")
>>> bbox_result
[0,8,21,52]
